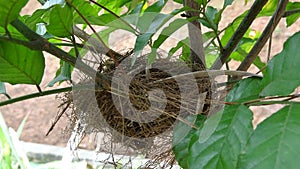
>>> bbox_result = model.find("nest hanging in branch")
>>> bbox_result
[94,55,212,140]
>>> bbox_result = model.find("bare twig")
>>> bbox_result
[210,0,269,70]
[237,0,288,72]
[46,102,71,136]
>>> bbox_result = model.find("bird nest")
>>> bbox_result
[94,56,211,140]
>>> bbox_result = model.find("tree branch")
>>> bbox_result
[237,0,288,72]
[210,0,269,70]
[11,19,77,66]
[183,0,206,70]
[73,26,125,61]
[10,19,110,89]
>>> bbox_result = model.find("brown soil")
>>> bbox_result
[0,0,299,149]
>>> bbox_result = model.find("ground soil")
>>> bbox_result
[0,0,299,150]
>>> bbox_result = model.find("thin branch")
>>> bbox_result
[73,26,125,61]
[267,35,272,62]
[0,87,72,107]
[65,0,108,51]
[245,100,300,106]
[71,31,79,58]
[237,0,288,72]
[89,0,139,35]
[66,0,120,65]
[46,102,71,136]
[283,9,300,17]
[201,12,224,51]
[210,0,269,70]
[10,20,75,66]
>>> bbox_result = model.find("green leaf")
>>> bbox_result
[133,8,185,65]
[205,49,219,68]
[200,6,218,29]
[0,112,13,169]
[223,0,234,8]
[0,0,29,28]
[147,18,194,64]
[97,0,130,15]
[16,113,29,138]
[173,115,206,169]
[187,105,253,169]
[48,61,72,87]
[98,27,118,47]
[152,18,191,49]
[47,4,73,37]
[238,104,300,169]
[24,9,49,31]
[128,0,143,12]
[230,39,266,70]
[78,14,135,33]
[180,41,191,62]
[260,31,300,96]
[0,82,10,99]
[129,2,144,14]
[137,0,175,33]
[71,0,98,18]
[173,0,183,4]
[144,0,166,13]
[221,12,246,46]
[134,32,152,63]
[0,42,45,85]
[0,25,26,40]
[203,31,217,43]
[259,0,279,17]
[168,37,189,58]
[286,2,300,27]
[226,77,262,103]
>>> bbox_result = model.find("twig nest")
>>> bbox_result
[95,56,211,139]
